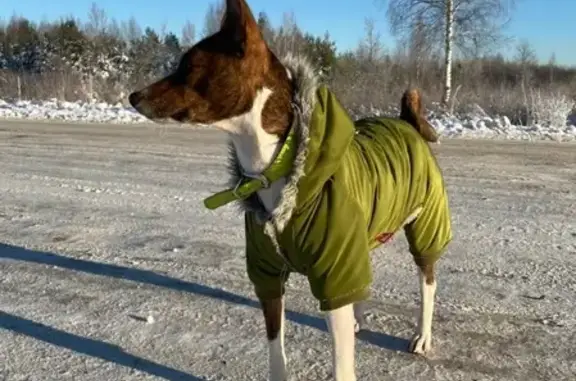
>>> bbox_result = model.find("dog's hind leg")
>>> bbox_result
[326,304,357,381]
[409,263,436,355]
[261,297,288,381]
[403,164,451,355]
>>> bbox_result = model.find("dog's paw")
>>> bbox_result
[269,369,288,381]
[353,303,366,333]
[354,314,367,333]
[409,331,432,355]
[269,357,287,381]
[354,320,362,333]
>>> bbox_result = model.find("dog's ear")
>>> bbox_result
[400,88,439,143]
[221,0,264,56]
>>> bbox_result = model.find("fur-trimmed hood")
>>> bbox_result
[227,53,358,235]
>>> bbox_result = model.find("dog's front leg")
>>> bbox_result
[261,297,288,381]
[353,302,366,333]
[326,304,356,381]
[410,263,436,355]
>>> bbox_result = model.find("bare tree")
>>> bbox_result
[107,19,122,40]
[515,39,537,86]
[121,17,142,43]
[271,12,305,58]
[547,52,556,84]
[202,1,225,38]
[157,22,168,40]
[257,11,275,45]
[356,18,385,64]
[384,0,516,106]
[181,21,196,49]
[85,2,108,37]
[515,40,537,65]
[407,14,433,83]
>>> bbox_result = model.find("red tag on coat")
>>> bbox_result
[376,232,394,244]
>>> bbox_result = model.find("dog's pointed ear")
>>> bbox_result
[221,0,264,56]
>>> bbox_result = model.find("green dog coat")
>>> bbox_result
[205,55,452,311]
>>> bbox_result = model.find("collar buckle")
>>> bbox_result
[243,173,271,189]
[232,178,244,199]
[255,174,270,188]
[231,173,271,200]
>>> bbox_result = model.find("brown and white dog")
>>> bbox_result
[129,1,446,380]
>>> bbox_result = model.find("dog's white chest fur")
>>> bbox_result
[211,87,285,212]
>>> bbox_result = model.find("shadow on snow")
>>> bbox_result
[0,242,410,379]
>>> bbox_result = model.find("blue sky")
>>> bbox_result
[3,0,575,66]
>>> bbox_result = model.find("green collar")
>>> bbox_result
[203,130,297,210]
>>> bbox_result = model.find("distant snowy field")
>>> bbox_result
[1,97,575,141]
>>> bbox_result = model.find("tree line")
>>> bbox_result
[0,2,574,125]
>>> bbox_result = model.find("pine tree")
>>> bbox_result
[163,32,182,73]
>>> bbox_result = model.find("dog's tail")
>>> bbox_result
[399,88,439,143]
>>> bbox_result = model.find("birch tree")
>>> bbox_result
[384,0,516,106]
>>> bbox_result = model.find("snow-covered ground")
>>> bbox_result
[0,98,150,124]
[1,97,575,141]
[0,120,575,380]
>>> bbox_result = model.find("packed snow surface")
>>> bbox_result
[0,120,575,380]
[1,97,575,141]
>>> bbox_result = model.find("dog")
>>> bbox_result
[128,1,452,380]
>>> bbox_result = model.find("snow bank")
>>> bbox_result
[1,97,575,141]
[431,113,576,142]
[0,98,149,124]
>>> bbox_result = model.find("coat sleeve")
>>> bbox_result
[404,158,453,266]
[298,183,373,311]
[245,213,290,301]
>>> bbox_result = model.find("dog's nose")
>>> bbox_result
[128,92,142,108]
